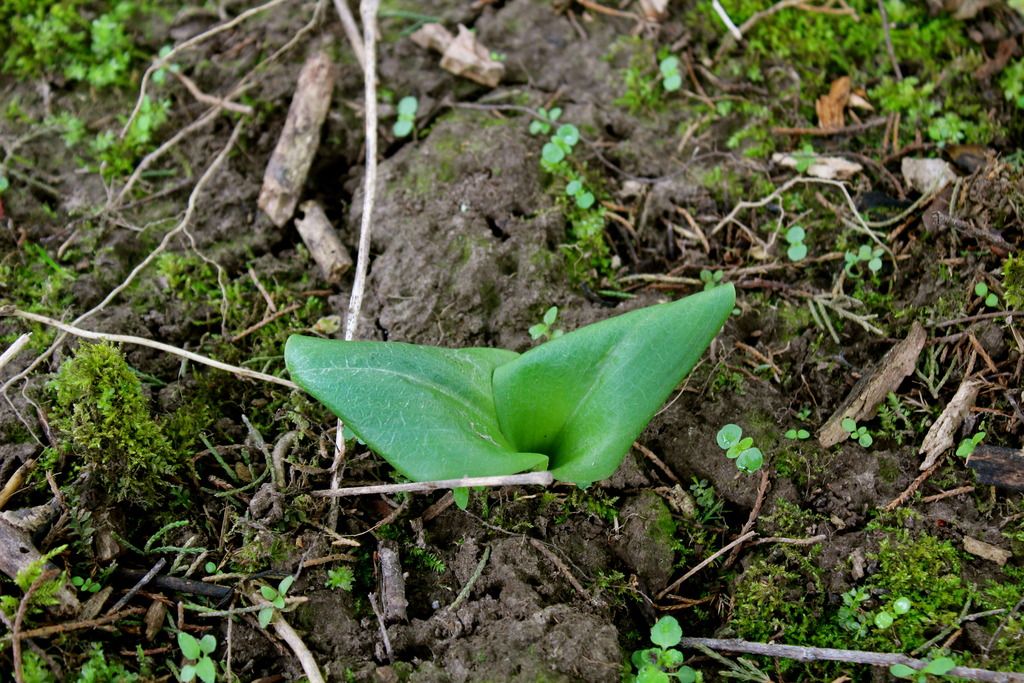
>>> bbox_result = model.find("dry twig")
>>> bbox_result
[677,637,1024,682]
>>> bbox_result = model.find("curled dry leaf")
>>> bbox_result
[815,76,851,130]
[411,23,505,88]
[772,153,863,180]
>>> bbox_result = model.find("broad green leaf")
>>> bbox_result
[260,585,277,601]
[397,96,418,117]
[494,285,735,484]
[637,667,670,683]
[922,657,955,675]
[542,142,565,164]
[717,424,742,449]
[285,339,548,481]
[198,634,216,654]
[452,487,470,509]
[180,664,197,682]
[278,575,294,595]
[258,606,273,628]
[178,632,200,660]
[874,611,894,629]
[194,657,216,683]
[651,615,683,648]
[659,648,684,668]
[393,119,413,138]
[736,447,763,473]
[893,597,912,615]
[676,666,698,683]
[889,663,915,678]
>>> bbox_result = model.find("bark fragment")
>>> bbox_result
[258,52,336,227]
[818,322,927,448]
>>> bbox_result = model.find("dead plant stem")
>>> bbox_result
[677,637,1024,682]
[3,308,297,390]
[329,0,380,529]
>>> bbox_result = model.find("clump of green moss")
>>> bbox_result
[1003,253,1024,310]
[50,342,182,507]
[731,557,823,643]
[864,529,967,650]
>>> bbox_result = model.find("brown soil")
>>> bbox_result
[1,1,1023,681]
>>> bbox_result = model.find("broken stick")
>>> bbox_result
[258,52,336,227]
[818,322,926,448]
[295,200,353,284]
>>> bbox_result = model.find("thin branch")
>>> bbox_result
[3,308,297,390]
[677,637,1024,682]
[328,0,380,527]
[311,471,554,497]
[171,70,253,114]
[657,531,757,600]
[332,0,365,69]
[13,569,60,683]
[345,0,381,341]
[1,608,145,644]
[0,334,32,373]
[877,0,903,80]
[448,545,490,611]
[248,590,324,683]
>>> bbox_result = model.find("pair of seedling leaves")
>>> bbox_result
[286,286,734,491]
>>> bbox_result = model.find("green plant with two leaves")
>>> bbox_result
[529,305,563,341]
[784,226,808,262]
[956,431,985,458]
[715,424,764,474]
[529,106,562,135]
[974,282,999,309]
[659,56,681,92]
[627,616,699,682]
[844,244,883,275]
[258,575,295,628]
[841,418,873,447]
[890,654,957,681]
[392,96,418,138]
[176,632,217,683]
[286,286,735,493]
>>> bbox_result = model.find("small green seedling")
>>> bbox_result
[974,282,999,309]
[793,143,816,173]
[841,418,873,447]
[955,431,986,458]
[0,175,9,194]
[71,575,101,593]
[151,45,181,85]
[325,566,354,591]
[565,179,595,209]
[286,286,735,487]
[890,654,957,681]
[529,106,562,136]
[628,615,698,682]
[874,596,912,629]
[542,124,580,165]
[529,306,564,341]
[393,96,418,138]
[177,632,217,683]
[715,424,764,474]
[785,226,808,261]
[700,269,724,291]
[659,56,681,92]
[258,575,295,628]
[784,428,810,440]
[844,244,883,275]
